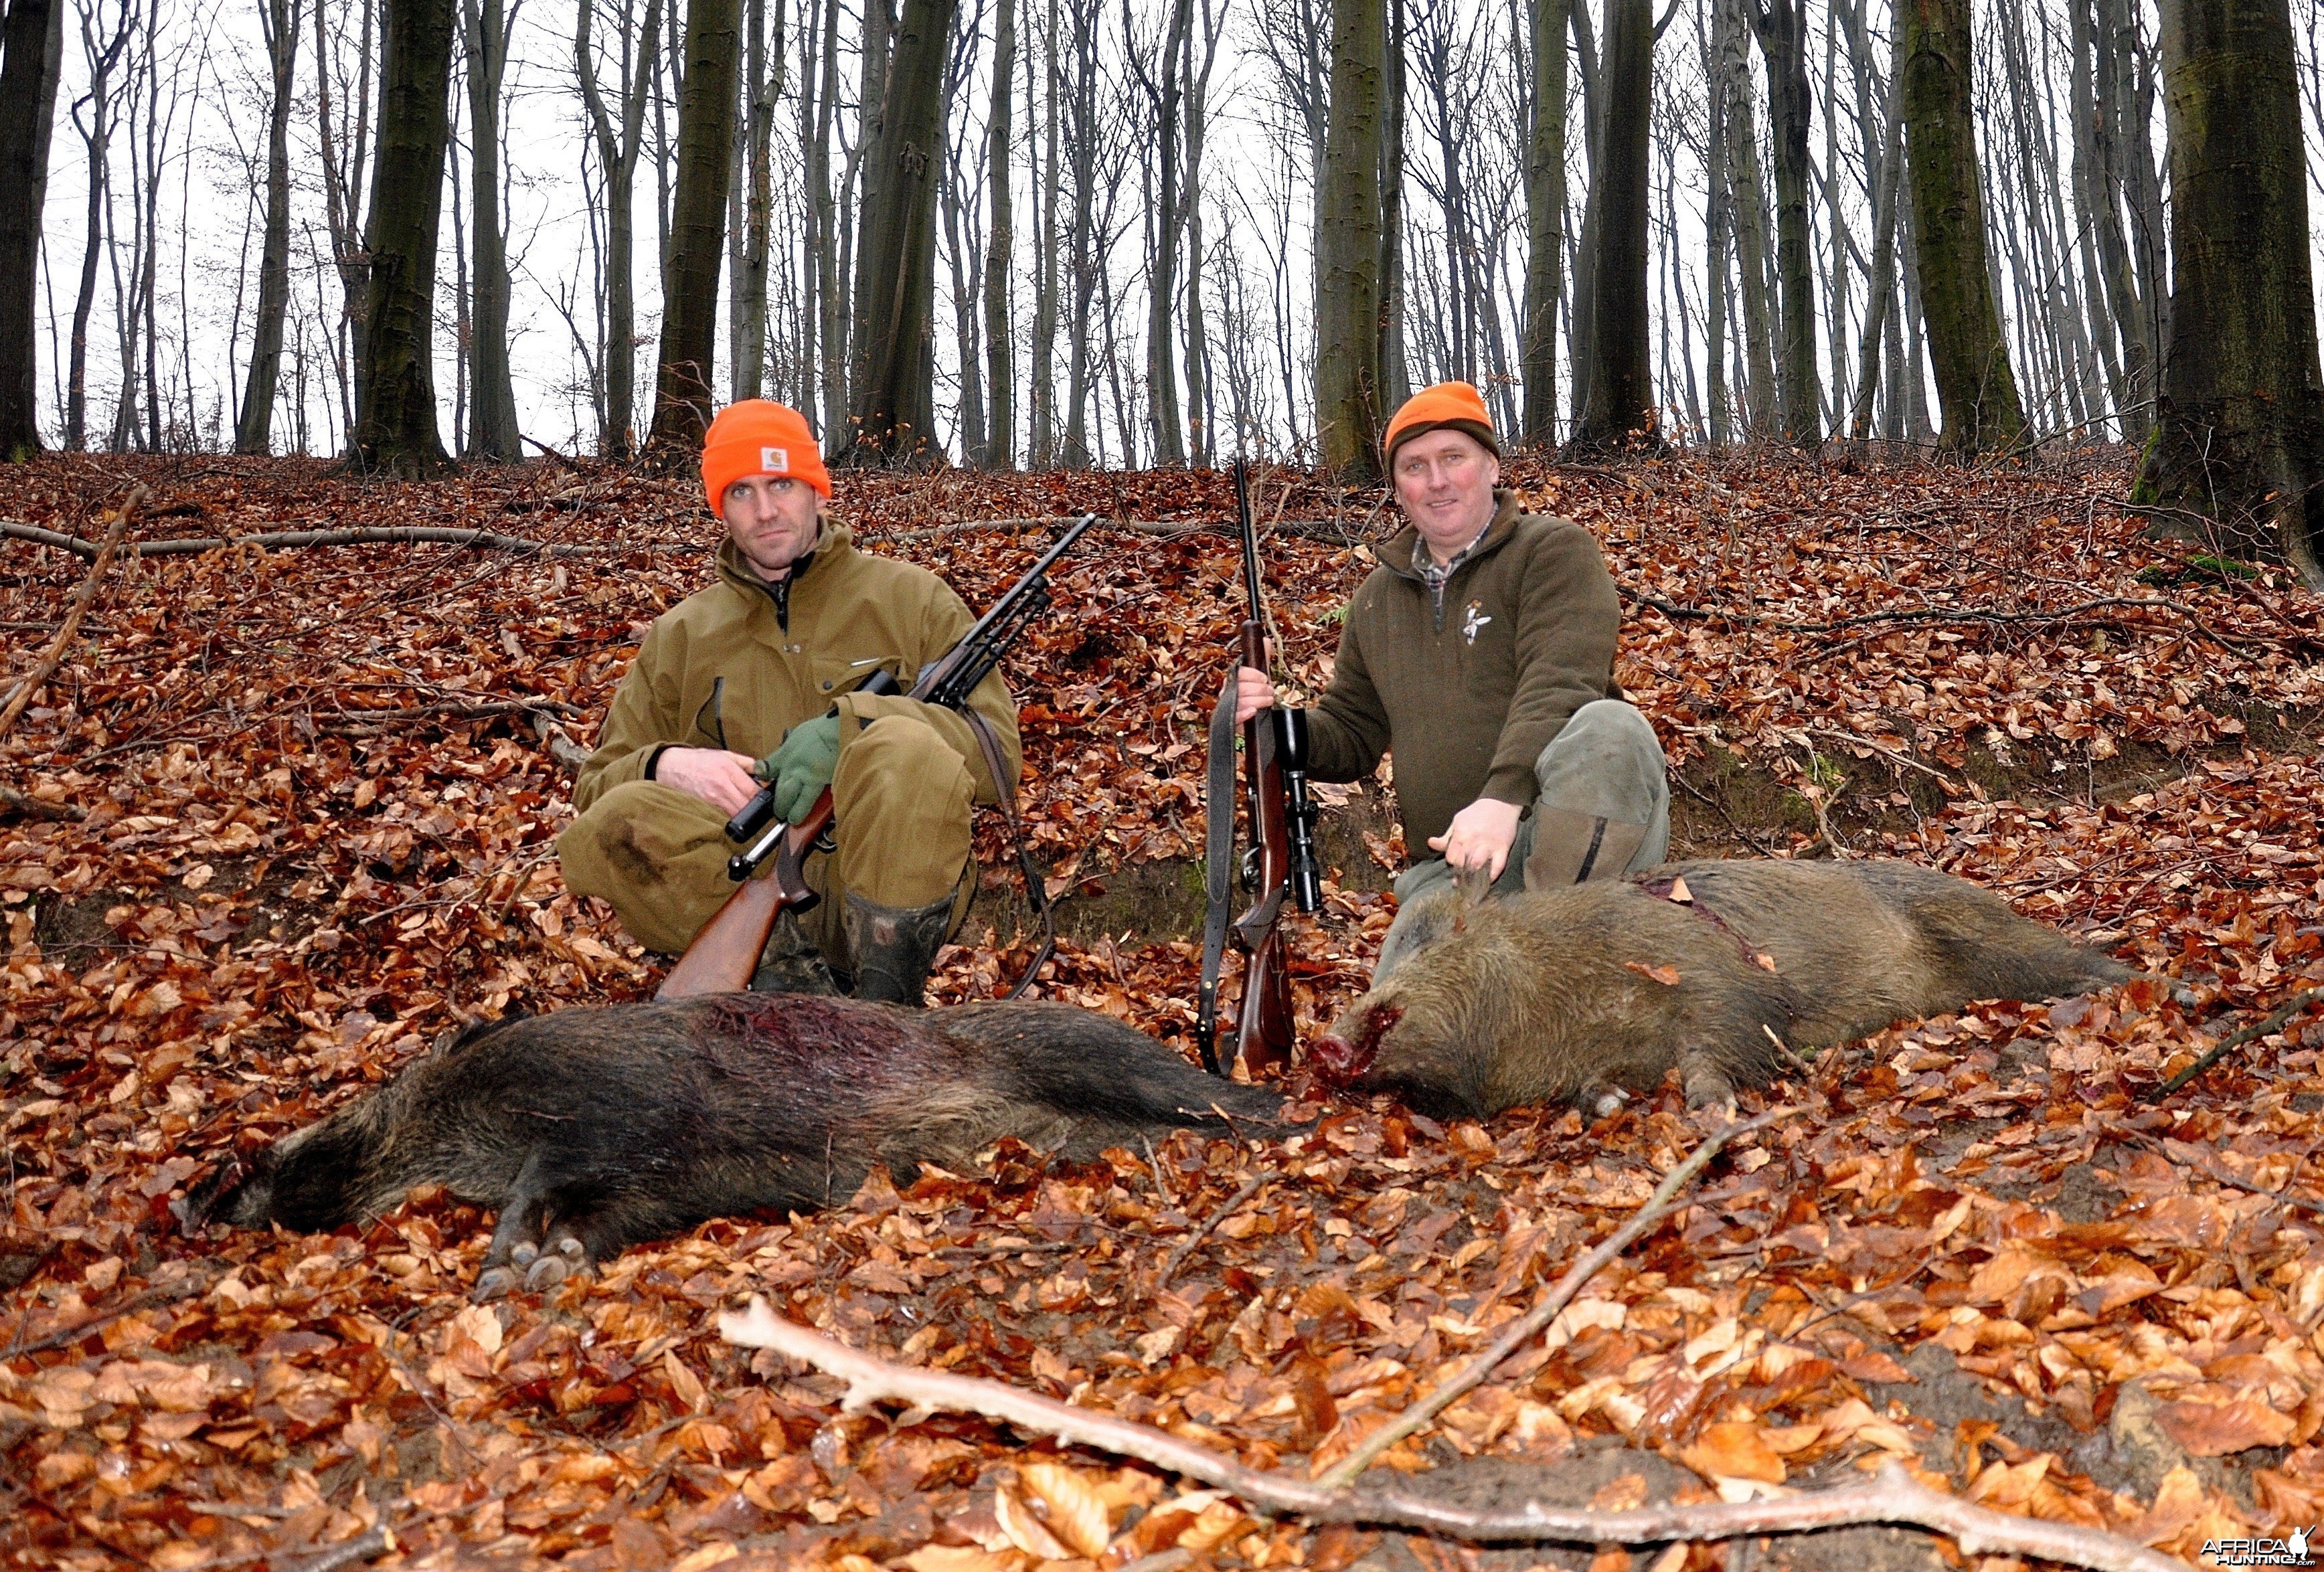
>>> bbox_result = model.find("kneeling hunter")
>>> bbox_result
[557,400,1021,1005]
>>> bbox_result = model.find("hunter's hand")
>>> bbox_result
[1428,798,1523,881]
[758,715,844,822]
[657,747,763,816]
[1233,665,1277,726]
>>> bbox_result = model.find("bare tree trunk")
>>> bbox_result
[0,0,62,457]
[1134,0,1189,465]
[646,0,742,451]
[1713,0,1774,436]
[1179,0,1220,465]
[982,0,1013,466]
[66,1,131,453]
[317,0,380,436]
[938,5,982,459]
[732,0,780,402]
[351,0,455,474]
[461,0,520,458]
[1315,0,1386,476]
[810,0,842,442]
[1570,0,1653,452]
[236,0,302,452]
[1519,0,1568,447]
[2136,0,2324,584]
[1900,0,2024,452]
[576,0,662,457]
[1846,17,1902,442]
[1750,0,1819,444]
[1027,0,1058,464]
[845,0,953,462]
[1060,0,1096,467]
[1701,0,1730,445]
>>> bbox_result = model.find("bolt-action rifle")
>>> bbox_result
[657,513,1098,1000]
[1194,461,1322,1077]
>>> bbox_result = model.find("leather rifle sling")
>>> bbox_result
[963,706,1056,1000]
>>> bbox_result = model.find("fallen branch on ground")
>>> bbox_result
[531,711,592,771]
[1317,1109,1780,1486]
[2149,986,2324,1100]
[0,788,86,821]
[0,490,142,742]
[720,1303,2179,1572]
[1619,584,2314,653]
[2,521,706,559]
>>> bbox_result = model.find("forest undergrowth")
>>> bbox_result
[2,448,2321,1570]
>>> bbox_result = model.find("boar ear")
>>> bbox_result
[1454,861,1493,907]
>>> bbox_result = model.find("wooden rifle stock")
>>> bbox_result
[655,792,831,999]
[1231,615,1299,1077]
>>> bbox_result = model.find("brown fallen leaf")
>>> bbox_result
[1625,960,1682,986]
[2155,1395,2299,1456]
[1679,1421,1787,1485]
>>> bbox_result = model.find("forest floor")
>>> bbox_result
[2,448,2321,1571]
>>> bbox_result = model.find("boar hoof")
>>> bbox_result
[524,1235,588,1291]
[1586,1085,1629,1120]
[509,1241,539,1268]
[1682,1061,1738,1109]
[473,1265,522,1303]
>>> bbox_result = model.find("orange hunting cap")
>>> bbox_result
[1382,381,1501,467]
[701,400,832,510]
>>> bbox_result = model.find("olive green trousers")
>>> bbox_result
[558,712,977,962]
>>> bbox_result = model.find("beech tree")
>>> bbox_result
[1570,0,1654,452]
[645,0,741,450]
[1314,0,1386,476]
[845,0,954,463]
[351,0,456,475]
[1899,0,2023,452]
[236,0,301,454]
[0,0,64,458]
[459,0,521,460]
[2137,0,2324,586]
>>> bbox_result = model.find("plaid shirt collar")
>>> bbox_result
[1413,520,1495,614]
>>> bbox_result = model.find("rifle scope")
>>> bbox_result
[1274,707,1323,912]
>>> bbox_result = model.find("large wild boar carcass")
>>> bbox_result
[182,993,1289,1298]
[1314,858,2136,1119]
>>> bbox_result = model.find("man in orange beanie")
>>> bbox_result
[1236,381,1668,979]
[558,400,1019,1003]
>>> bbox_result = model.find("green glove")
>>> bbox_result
[756,715,843,822]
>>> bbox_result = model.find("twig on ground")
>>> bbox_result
[0,489,141,742]
[2135,1134,2324,1219]
[720,1300,2179,1572]
[0,788,85,821]
[2148,986,2324,1101]
[1155,1172,1270,1290]
[1317,1109,1782,1487]
[1,520,704,558]
[531,710,592,771]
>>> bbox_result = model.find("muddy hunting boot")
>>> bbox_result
[750,911,840,995]
[842,891,954,1007]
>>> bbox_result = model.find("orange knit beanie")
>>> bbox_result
[1381,381,1500,466]
[701,400,832,511]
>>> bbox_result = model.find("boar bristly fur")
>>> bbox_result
[1314,858,2136,1120]
[183,994,1287,1298]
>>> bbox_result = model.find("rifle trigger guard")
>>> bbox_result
[1239,844,1262,893]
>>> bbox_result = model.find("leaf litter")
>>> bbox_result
[1,450,2321,1569]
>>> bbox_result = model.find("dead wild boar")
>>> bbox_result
[1313,857,2136,1120]
[181,992,1288,1299]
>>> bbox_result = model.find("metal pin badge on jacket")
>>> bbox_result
[1462,601,1492,645]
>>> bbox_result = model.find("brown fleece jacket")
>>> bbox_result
[573,524,1019,814]
[1304,489,1621,855]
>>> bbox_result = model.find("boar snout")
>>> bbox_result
[1313,1002,1402,1087]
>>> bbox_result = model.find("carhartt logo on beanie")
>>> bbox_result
[1382,381,1501,467]
[701,401,832,511]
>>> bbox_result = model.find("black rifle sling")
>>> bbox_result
[961,705,1056,1000]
